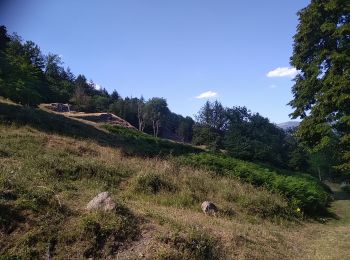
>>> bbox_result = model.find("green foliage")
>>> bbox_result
[177,153,331,215]
[193,101,310,169]
[0,26,193,142]
[0,102,200,158]
[289,0,350,172]
[104,124,200,157]
[144,97,170,137]
[0,101,331,216]
[44,53,75,103]
[193,100,226,150]
[0,32,49,106]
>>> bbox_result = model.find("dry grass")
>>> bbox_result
[0,123,349,259]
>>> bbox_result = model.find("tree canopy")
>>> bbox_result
[289,0,350,172]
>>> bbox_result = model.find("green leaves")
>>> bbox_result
[290,0,350,172]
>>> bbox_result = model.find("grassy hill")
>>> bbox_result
[0,100,334,259]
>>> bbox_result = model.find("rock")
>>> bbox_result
[201,201,218,216]
[340,182,349,189]
[86,192,116,211]
[49,103,71,112]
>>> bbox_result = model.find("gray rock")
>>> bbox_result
[340,182,349,189]
[86,192,116,211]
[201,201,218,216]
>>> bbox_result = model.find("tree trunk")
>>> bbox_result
[318,166,322,181]
[155,120,159,137]
[152,120,156,137]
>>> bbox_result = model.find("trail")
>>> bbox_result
[302,182,350,260]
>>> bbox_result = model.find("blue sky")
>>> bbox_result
[0,0,309,123]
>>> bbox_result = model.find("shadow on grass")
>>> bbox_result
[0,203,25,233]
[0,102,201,157]
[332,189,350,201]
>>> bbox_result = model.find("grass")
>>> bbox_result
[177,153,331,215]
[0,102,331,215]
[0,99,342,259]
[300,183,350,260]
[158,228,220,259]
[0,102,201,158]
[0,122,305,259]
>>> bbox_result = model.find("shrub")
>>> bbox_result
[177,153,331,215]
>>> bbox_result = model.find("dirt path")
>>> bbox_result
[302,183,350,260]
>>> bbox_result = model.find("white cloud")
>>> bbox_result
[195,90,218,99]
[269,84,278,88]
[94,84,101,90]
[267,67,298,78]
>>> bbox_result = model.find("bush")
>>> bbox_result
[177,153,331,215]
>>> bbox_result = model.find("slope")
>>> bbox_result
[0,100,340,259]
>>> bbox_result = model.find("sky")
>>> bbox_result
[0,0,310,123]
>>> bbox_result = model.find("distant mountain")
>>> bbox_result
[277,121,300,130]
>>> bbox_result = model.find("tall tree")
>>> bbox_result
[44,53,75,102]
[177,116,194,142]
[289,0,350,171]
[137,96,145,131]
[70,85,91,111]
[193,100,227,150]
[145,97,169,137]
[0,33,48,106]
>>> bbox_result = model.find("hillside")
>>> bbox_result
[40,103,137,129]
[0,101,348,259]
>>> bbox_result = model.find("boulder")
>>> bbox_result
[86,192,116,211]
[340,182,349,189]
[201,201,218,216]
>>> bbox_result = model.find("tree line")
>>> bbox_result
[0,25,194,142]
[192,100,311,171]
[0,14,345,180]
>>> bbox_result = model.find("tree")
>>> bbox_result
[193,100,227,150]
[0,26,10,51]
[92,95,110,112]
[44,53,75,103]
[281,128,310,172]
[289,0,350,171]
[110,90,120,102]
[224,107,287,165]
[0,26,11,97]
[177,116,194,142]
[70,85,91,111]
[0,32,48,106]
[195,100,227,131]
[145,98,169,137]
[137,96,145,131]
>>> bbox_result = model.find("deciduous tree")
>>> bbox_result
[289,0,350,171]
